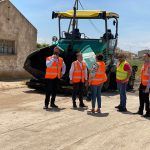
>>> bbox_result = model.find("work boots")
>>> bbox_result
[50,103,58,108]
[143,112,150,117]
[134,111,143,115]
[43,106,48,110]
[79,102,87,108]
[115,105,121,109]
[51,97,58,108]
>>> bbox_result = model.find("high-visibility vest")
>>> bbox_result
[72,61,86,83]
[90,61,107,86]
[141,63,150,86]
[116,61,129,81]
[45,56,63,79]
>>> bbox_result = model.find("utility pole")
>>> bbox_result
[72,0,79,31]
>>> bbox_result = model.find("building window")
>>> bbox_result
[0,39,15,55]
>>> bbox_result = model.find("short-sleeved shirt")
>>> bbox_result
[124,63,131,71]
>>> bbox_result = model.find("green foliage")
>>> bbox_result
[37,43,49,49]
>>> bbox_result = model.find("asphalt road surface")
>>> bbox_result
[0,87,149,150]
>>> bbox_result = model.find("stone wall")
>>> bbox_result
[0,0,37,79]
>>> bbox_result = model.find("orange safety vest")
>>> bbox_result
[89,61,107,86]
[72,61,86,83]
[141,63,150,86]
[45,56,63,79]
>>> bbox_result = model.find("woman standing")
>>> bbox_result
[89,54,107,113]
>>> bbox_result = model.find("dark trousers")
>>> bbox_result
[72,82,84,104]
[139,84,150,113]
[45,78,58,107]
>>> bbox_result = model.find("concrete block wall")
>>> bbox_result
[0,0,37,79]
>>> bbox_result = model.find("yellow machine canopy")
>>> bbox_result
[52,10,119,19]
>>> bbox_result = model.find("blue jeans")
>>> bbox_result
[117,82,127,109]
[91,85,102,109]
[86,86,92,100]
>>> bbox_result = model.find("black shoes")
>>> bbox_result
[50,103,58,108]
[133,111,143,115]
[115,105,121,109]
[115,105,127,112]
[143,113,150,118]
[79,103,87,108]
[134,111,150,117]
[43,103,58,110]
[43,106,48,110]
[118,107,127,112]
[72,102,87,108]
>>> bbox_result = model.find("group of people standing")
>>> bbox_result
[43,46,150,117]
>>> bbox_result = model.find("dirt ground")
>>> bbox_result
[0,85,150,150]
[0,80,26,90]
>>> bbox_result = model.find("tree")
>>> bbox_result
[37,43,49,49]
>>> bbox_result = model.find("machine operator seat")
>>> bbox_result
[64,28,81,39]
[102,29,114,40]
[72,28,81,39]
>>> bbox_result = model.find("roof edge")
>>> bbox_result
[7,0,37,31]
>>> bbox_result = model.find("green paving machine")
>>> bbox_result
[24,0,119,92]
[52,1,119,58]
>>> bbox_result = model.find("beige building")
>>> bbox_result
[0,0,37,79]
[115,48,137,60]
[138,50,150,58]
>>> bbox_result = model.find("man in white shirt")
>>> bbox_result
[69,52,87,108]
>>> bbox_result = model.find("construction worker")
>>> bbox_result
[89,54,107,113]
[135,53,150,117]
[115,53,131,112]
[69,52,87,108]
[43,47,66,109]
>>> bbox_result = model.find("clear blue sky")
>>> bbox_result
[11,0,150,53]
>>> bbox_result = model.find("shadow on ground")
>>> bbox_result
[70,107,88,112]
[23,89,43,94]
[87,111,109,117]
[117,110,134,115]
[45,107,66,112]
[23,89,71,97]
[102,91,118,97]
